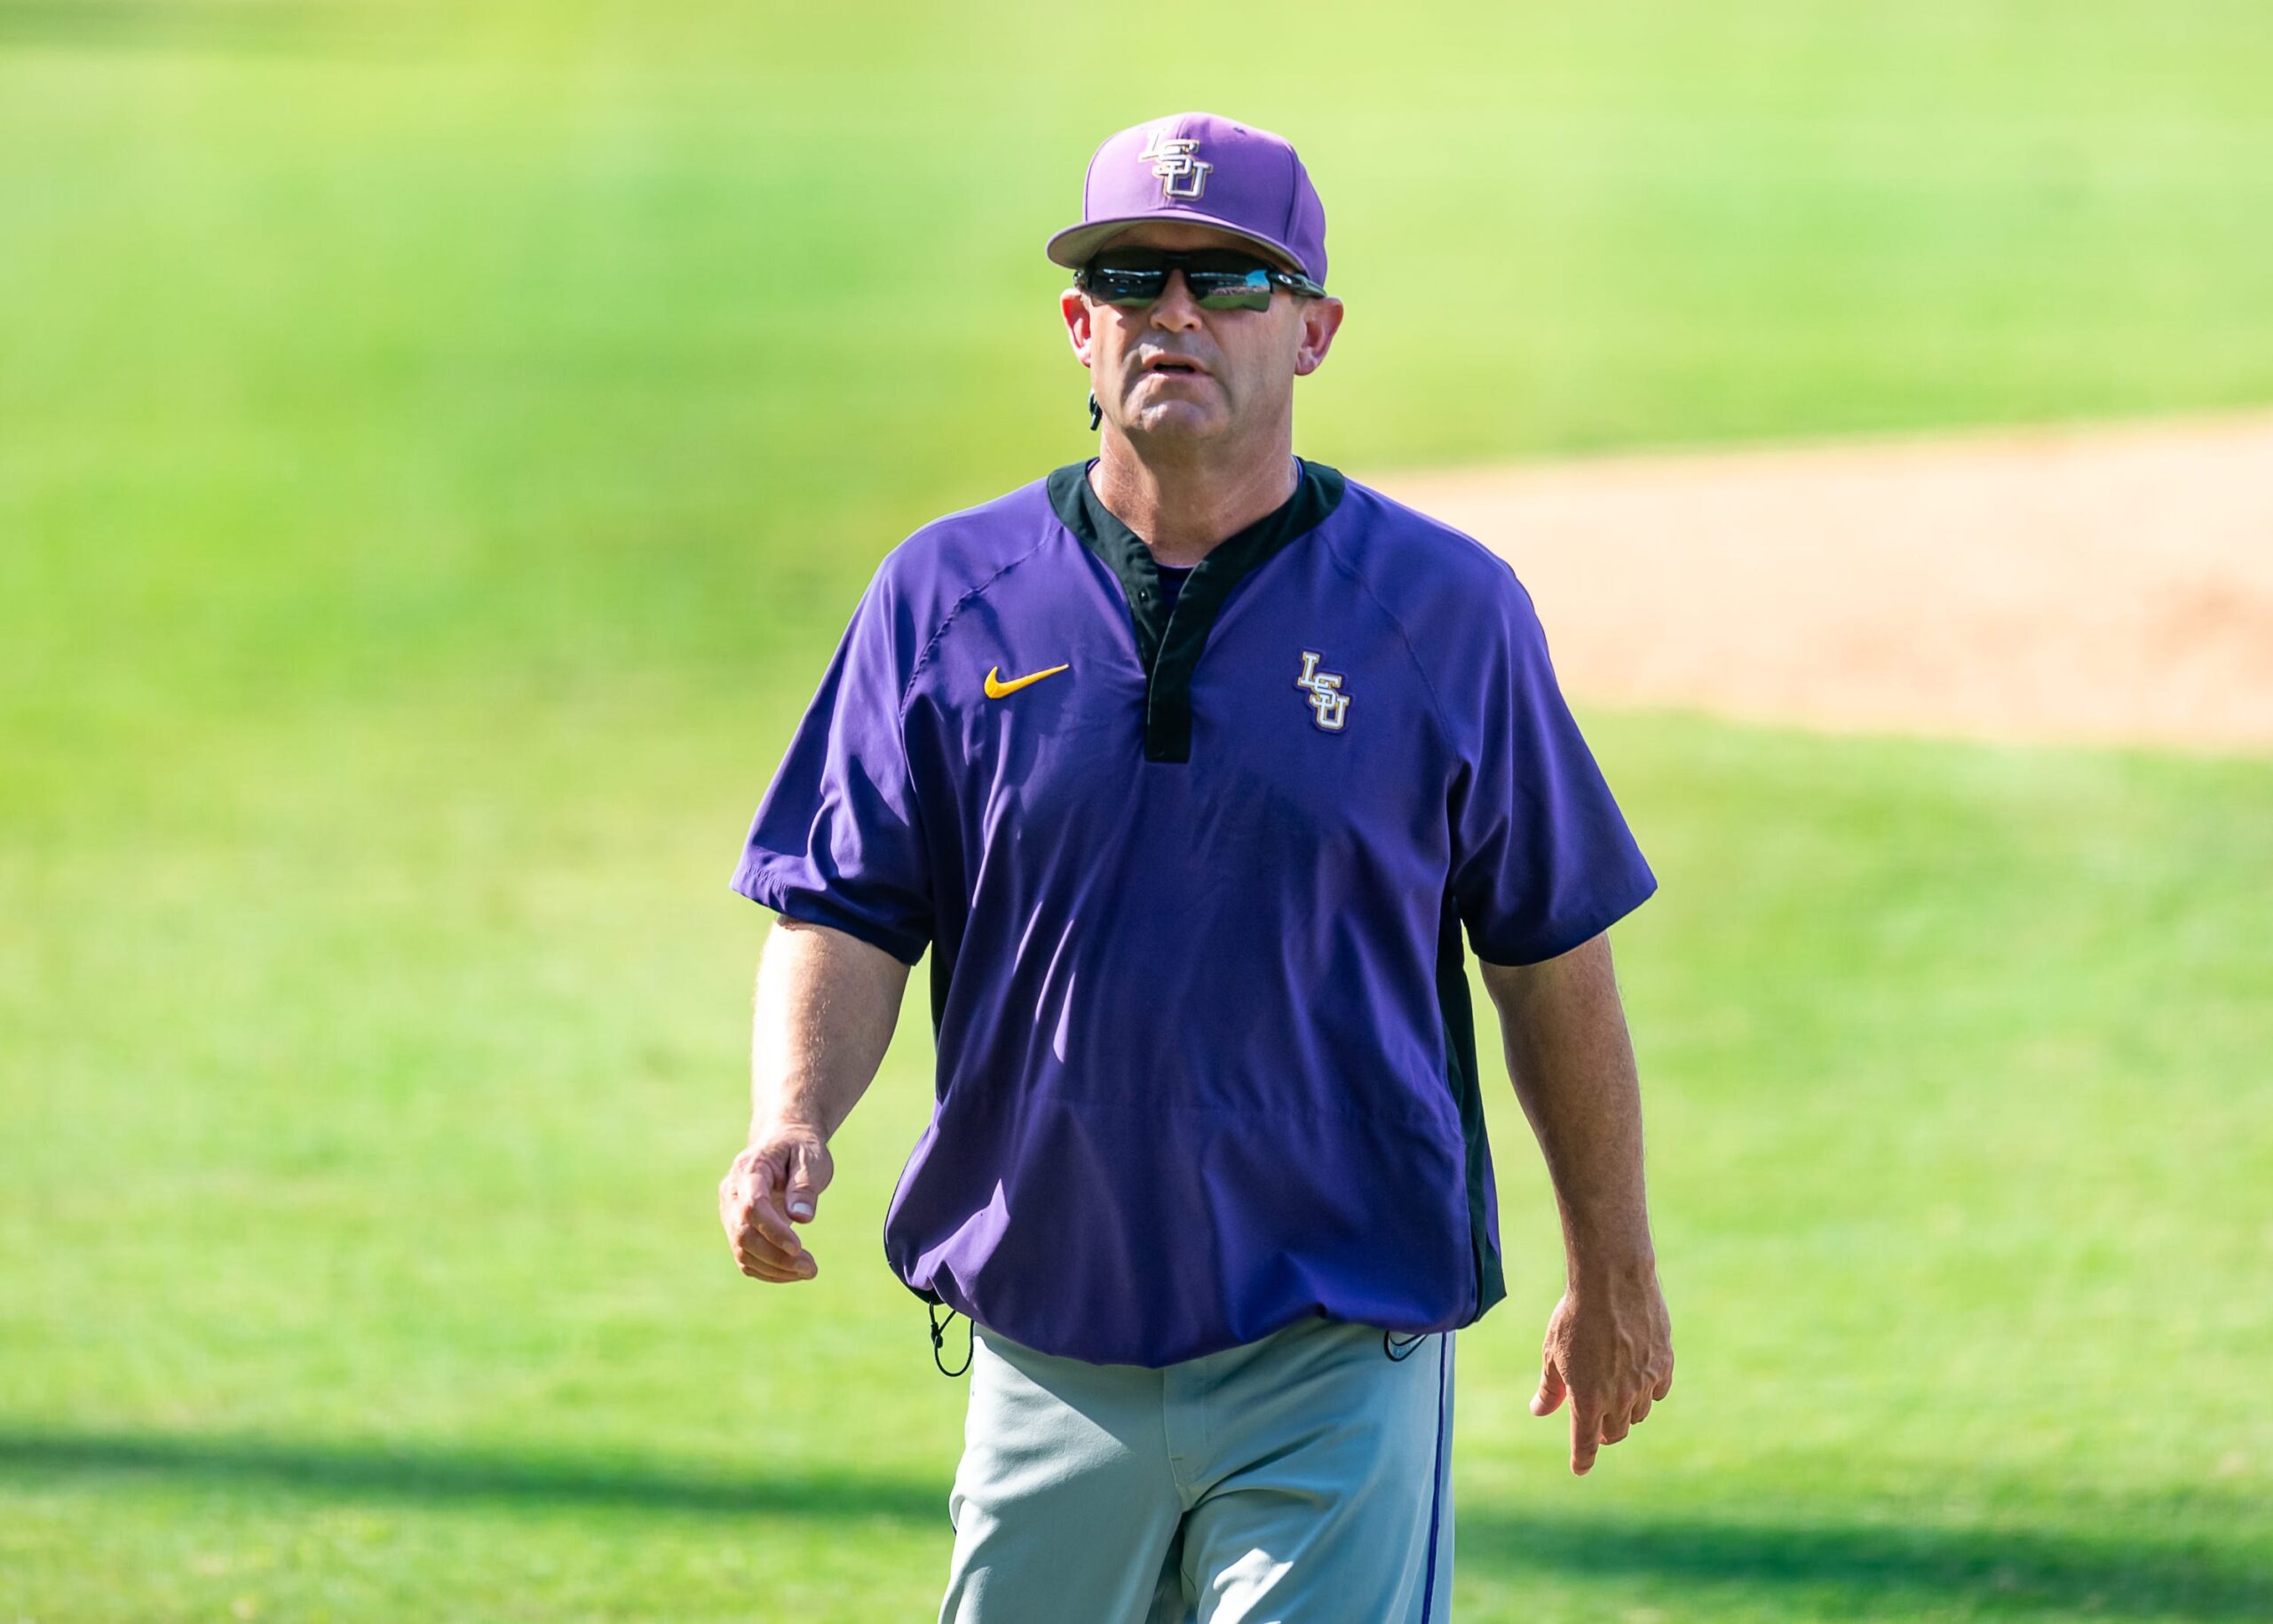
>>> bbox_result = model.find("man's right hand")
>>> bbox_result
[718,1122,834,1283]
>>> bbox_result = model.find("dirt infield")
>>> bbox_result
[1366,412,2273,754]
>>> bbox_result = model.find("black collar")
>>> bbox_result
[1046,455,1347,763]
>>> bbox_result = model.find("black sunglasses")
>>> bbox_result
[1077,247,1327,312]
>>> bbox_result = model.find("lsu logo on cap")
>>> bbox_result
[1137,128,1211,202]
[1295,650,1350,732]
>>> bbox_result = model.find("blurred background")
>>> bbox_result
[3,3,2268,1619]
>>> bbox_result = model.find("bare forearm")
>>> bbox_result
[1481,931,1655,1282]
[750,917,911,1144]
[1484,931,1674,1473]
[718,918,909,1287]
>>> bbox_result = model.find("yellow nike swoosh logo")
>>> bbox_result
[984,663,1071,699]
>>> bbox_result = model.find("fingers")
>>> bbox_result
[1570,1400,1603,1476]
[1529,1354,1566,1418]
[730,1213,816,1278]
[727,1211,814,1279]
[733,1235,816,1281]
[1569,1388,1659,1473]
[732,1151,804,1256]
[782,1139,832,1223]
[718,1149,820,1283]
[1533,1286,1674,1475]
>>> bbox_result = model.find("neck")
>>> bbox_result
[1088,425,1300,567]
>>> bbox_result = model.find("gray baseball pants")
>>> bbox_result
[937,1310,1456,1622]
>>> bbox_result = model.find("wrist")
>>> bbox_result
[1565,1244,1657,1294]
[749,1107,831,1145]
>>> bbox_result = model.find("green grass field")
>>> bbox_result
[4,4,2270,1620]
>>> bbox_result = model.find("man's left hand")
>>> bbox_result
[1528,1261,1674,1476]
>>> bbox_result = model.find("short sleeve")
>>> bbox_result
[1444,567,1657,966]
[729,562,933,966]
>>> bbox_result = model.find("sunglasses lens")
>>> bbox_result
[1086,251,1276,310]
[1190,269,1272,310]
[1088,265,1167,306]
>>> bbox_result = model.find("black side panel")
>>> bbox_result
[1437,899,1509,1325]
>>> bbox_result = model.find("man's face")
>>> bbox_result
[1059,220,1342,448]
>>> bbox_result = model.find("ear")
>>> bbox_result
[1293,296,1344,378]
[1061,286,1097,369]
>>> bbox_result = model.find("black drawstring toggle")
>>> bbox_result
[929,1300,974,1377]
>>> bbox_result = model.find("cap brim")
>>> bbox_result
[1045,214,1309,279]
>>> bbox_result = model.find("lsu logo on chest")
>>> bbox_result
[1295,649,1350,733]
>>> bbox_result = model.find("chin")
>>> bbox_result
[1127,404,1224,437]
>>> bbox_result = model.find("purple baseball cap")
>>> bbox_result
[1044,111,1329,288]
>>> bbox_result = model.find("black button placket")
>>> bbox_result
[1047,456,1348,763]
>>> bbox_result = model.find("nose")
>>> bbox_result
[1148,268,1204,329]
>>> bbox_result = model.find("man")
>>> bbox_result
[719,111,1675,1622]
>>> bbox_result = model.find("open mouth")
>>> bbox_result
[1144,358,1207,376]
